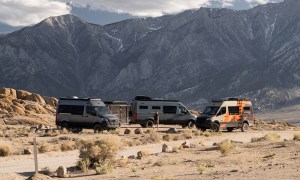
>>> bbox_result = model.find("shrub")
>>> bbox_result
[95,159,113,174]
[0,144,11,156]
[293,132,300,141]
[197,163,206,174]
[173,134,185,141]
[61,140,74,151]
[251,133,281,142]
[162,134,173,141]
[38,142,51,153]
[192,130,201,136]
[77,157,91,173]
[218,140,234,155]
[203,131,211,137]
[182,130,193,139]
[140,131,161,144]
[78,136,121,172]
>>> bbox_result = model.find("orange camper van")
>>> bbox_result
[195,98,254,132]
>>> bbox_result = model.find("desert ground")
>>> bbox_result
[1,88,300,179]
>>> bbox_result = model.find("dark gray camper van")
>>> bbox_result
[130,96,197,128]
[56,97,120,132]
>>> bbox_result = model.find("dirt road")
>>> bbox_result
[0,130,295,178]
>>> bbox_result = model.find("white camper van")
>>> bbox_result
[196,98,254,132]
[130,96,197,128]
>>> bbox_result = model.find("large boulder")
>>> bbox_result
[16,89,32,100]
[25,104,48,114]
[12,101,25,110]
[25,93,46,104]
[43,96,58,107]
[134,128,143,134]
[0,97,12,109]
[0,88,17,99]
[11,105,25,115]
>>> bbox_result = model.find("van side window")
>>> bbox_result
[217,107,226,116]
[139,106,148,109]
[58,105,84,115]
[163,106,177,114]
[152,106,161,110]
[228,106,239,115]
[86,106,96,116]
[243,107,251,111]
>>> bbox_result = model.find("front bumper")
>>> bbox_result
[196,117,212,129]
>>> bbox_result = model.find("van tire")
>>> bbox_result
[61,122,69,131]
[93,123,102,133]
[187,121,195,129]
[211,123,220,132]
[241,123,249,132]
[227,127,234,132]
[145,120,154,128]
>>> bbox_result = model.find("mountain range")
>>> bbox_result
[0,0,300,111]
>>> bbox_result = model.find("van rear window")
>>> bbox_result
[228,106,240,115]
[244,107,251,111]
[58,105,84,115]
[163,106,177,114]
[139,106,148,109]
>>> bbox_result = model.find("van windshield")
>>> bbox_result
[93,106,112,116]
[203,106,220,115]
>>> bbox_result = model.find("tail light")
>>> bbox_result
[133,113,138,120]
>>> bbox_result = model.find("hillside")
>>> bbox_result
[0,0,300,110]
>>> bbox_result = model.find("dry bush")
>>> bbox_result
[162,134,173,141]
[145,129,154,134]
[168,156,178,165]
[251,133,281,142]
[293,132,300,141]
[153,160,164,166]
[173,134,185,141]
[218,140,234,155]
[197,163,206,174]
[78,136,121,173]
[192,130,201,136]
[61,140,74,151]
[0,144,11,156]
[203,131,211,137]
[118,156,128,167]
[95,159,113,174]
[140,130,161,144]
[182,130,193,139]
[38,142,51,153]
[77,157,91,173]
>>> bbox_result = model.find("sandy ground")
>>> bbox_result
[0,128,299,180]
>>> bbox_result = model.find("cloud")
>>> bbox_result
[67,0,212,17]
[0,0,70,26]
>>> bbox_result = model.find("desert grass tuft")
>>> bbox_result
[218,139,234,155]
[293,132,300,141]
[251,133,281,142]
[0,144,11,156]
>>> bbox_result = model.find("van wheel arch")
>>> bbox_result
[211,121,220,132]
[93,123,103,133]
[61,121,69,130]
[145,119,154,128]
[241,121,249,132]
[187,120,195,129]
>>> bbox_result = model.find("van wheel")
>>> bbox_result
[145,120,154,128]
[211,123,220,132]
[93,124,102,133]
[241,123,249,132]
[187,121,195,129]
[61,122,69,131]
[227,127,234,132]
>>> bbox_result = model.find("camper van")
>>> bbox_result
[196,98,254,132]
[130,96,197,128]
[56,97,120,132]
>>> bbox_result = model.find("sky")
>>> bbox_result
[0,0,283,33]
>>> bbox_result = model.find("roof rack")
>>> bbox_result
[212,97,250,102]
[59,97,101,101]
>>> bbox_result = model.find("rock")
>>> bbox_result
[56,166,67,178]
[134,128,143,134]
[124,128,132,134]
[162,143,173,152]
[166,128,178,134]
[11,105,25,115]
[37,124,45,130]
[0,109,8,114]
[16,89,32,100]
[137,151,147,159]
[12,101,25,110]
[0,119,5,125]
[128,155,135,159]
[25,93,46,104]
[24,149,32,155]
[0,97,13,109]
[0,88,17,99]
[25,104,48,114]
[43,96,58,107]
[190,143,198,148]
[182,141,191,148]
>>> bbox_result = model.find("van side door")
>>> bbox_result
[60,105,85,128]
[215,107,227,128]
[84,106,98,128]
[162,106,177,124]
